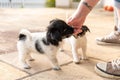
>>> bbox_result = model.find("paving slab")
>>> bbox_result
[0,61,28,80]
[0,51,72,74]
[22,59,115,80]
[0,8,120,80]
[0,8,67,31]
[85,9,120,61]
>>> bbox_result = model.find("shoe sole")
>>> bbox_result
[96,40,120,46]
[95,65,120,79]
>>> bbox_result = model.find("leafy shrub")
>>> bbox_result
[46,0,55,7]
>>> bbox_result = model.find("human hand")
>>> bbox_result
[67,12,86,35]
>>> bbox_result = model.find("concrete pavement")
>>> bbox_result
[0,8,119,80]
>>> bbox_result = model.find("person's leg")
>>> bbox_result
[116,7,120,32]
[114,0,120,32]
[96,1,120,43]
[95,58,120,78]
[95,1,120,78]
[114,5,118,31]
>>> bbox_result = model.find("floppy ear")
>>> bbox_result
[77,25,90,37]
[50,19,55,23]
[49,19,58,24]
[47,28,62,46]
[82,25,90,32]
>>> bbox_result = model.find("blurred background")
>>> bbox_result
[0,0,113,9]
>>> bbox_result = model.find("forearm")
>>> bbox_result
[75,0,100,18]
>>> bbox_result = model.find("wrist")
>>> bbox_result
[75,4,90,18]
[76,0,99,17]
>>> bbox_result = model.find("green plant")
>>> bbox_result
[73,0,80,2]
[46,0,55,7]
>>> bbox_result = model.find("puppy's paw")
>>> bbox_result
[59,48,64,52]
[81,56,88,60]
[24,66,31,69]
[60,49,64,52]
[29,59,35,61]
[74,61,80,64]
[22,64,31,69]
[73,59,80,64]
[53,66,61,70]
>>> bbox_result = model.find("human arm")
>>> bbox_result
[67,0,99,35]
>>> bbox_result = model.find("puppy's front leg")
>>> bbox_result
[81,45,88,60]
[72,46,80,64]
[47,54,61,70]
[70,41,79,63]
[69,38,80,64]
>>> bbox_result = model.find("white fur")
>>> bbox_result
[17,29,61,70]
[17,29,88,69]
[66,35,87,63]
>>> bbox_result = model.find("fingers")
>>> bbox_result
[67,17,82,35]
[74,28,82,35]
[67,17,73,25]
[67,15,83,35]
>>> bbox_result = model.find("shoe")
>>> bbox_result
[95,59,120,79]
[96,31,120,43]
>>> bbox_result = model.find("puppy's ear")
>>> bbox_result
[50,19,55,23]
[77,25,90,37]
[50,19,57,23]
[82,25,90,32]
[47,28,62,46]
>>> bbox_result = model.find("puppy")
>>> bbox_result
[62,26,90,63]
[17,19,74,70]
[68,26,90,63]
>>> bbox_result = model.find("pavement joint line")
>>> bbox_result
[17,57,103,80]
[62,50,107,62]
[88,57,107,62]
[0,51,106,80]
[16,68,52,80]
[0,51,73,80]
[0,59,31,75]
[16,61,73,80]
[0,52,73,80]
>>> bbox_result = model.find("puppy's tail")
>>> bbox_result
[77,25,90,37]
[18,29,31,41]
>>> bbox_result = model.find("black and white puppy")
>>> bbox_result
[17,19,74,70]
[17,19,90,70]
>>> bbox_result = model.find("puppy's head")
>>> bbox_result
[77,25,90,37]
[47,19,74,46]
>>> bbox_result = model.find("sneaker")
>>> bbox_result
[96,31,120,43]
[95,59,120,79]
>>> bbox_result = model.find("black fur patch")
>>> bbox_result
[47,30,62,46]
[35,40,44,54]
[42,38,49,45]
[19,34,26,40]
